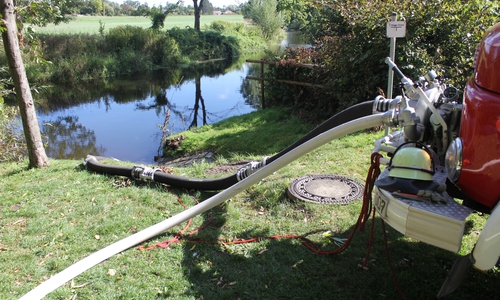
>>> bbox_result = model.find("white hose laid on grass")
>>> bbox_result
[19,114,384,300]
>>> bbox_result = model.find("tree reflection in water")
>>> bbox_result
[35,56,264,163]
[42,116,105,159]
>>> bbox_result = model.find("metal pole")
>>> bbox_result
[387,12,397,99]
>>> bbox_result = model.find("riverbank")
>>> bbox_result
[0,108,496,299]
[1,16,272,85]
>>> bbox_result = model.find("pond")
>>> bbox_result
[34,32,308,164]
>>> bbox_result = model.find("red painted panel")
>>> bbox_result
[457,80,500,207]
[475,23,500,94]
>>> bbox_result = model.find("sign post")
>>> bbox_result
[386,13,406,99]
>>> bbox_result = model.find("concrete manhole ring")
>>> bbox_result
[287,174,364,205]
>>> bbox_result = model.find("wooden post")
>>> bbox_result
[245,59,323,110]
[260,59,265,109]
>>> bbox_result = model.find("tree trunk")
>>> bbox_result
[1,0,50,168]
[193,0,204,31]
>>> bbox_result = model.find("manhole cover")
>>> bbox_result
[287,174,364,205]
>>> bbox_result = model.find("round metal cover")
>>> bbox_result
[287,174,364,205]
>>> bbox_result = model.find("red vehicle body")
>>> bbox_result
[457,22,500,208]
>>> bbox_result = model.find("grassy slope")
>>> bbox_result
[31,15,245,35]
[1,108,498,299]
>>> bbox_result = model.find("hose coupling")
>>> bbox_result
[372,95,400,113]
[131,166,161,181]
[381,109,397,127]
[236,156,270,181]
[84,155,98,167]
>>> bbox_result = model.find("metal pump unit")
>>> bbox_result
[371,58,473,253]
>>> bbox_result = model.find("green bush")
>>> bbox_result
[23,27,182,83]
[38,33,106,60]
[106,25,154,52]
[167,27,239,61]
[205,21,266,54]
[266,0,500,120]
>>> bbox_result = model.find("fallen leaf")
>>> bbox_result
[257,248,268,255]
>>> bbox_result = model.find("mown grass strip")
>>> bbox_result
[31,15,245,35]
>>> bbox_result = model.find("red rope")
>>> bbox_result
[360,153,407,299]
[138,153,407,298]
[359,152,383,268]
[381,219,408,300]
[139,153,385,256]
[138,187,213,251]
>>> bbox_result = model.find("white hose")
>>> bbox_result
[19,114,384,300]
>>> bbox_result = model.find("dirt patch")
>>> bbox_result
[205,161,249,175]
[158,151,215,168]
[158,151,248,175]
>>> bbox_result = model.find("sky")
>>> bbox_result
[116,0,243,8]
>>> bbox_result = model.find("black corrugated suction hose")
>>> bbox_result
[85,100,374,190]
[266,101,374,164]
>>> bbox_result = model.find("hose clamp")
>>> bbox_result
[131,166,160,181]
[236,156,270,181]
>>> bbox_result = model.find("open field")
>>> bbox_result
[31,15,245,35]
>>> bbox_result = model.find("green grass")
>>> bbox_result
[1,108,498,299]
[164,107,314,159]
[31,15,245,35]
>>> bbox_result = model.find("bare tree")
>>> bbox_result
[1,0,49,168]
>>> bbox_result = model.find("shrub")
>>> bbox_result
[27,27,180,83]
[266,0,500,120]
[167,27,239,61]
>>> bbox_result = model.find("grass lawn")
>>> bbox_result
[31,15,245,35]
[1,108,498,299]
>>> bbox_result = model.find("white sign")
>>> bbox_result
[387,21,406,38]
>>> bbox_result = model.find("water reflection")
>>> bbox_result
[36,56,263,163]
[42,116,106,159]
[35,32,306,163]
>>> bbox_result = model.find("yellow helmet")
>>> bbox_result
[388,144,434,181]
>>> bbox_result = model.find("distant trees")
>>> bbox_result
[201,0,214,15]
[149,1,180,31]
[243,0,284,40]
